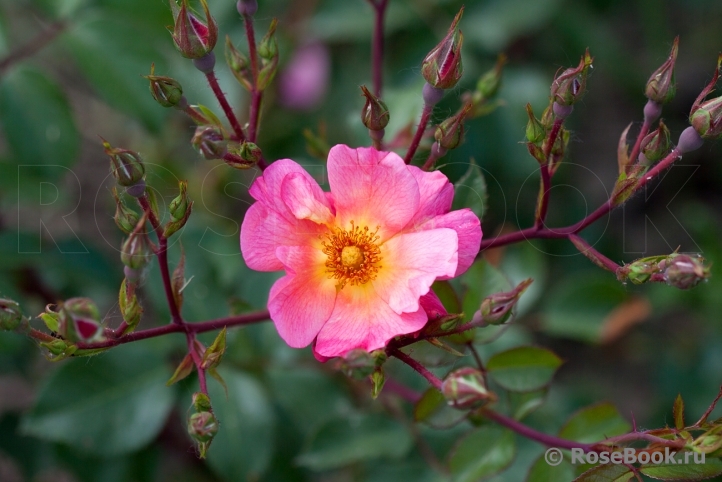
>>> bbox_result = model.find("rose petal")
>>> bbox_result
[419,289,448,320]
[314,283,427,357]
[327,145,419,241]
[268,245,337,347]
[240,202,327,271]
[249,159,324,222]
[413,209,481,277]
[406,165,454,228]
[372,228,458,314]
[281,171,334,225]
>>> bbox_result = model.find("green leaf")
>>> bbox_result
[296,414,413,470]
[527,453,574,482]
[673,394,685,430]
[20,343,174,455]
[457,259,512,344]
[64,15,167,131]
[414,387,446,422]
[0,68,79,179]
[205,368,275,482]
[639,457,722,480]
[559,402,631,444]
[449,425,515,482]
[510,389,548,420]
[487,346,562,392]
[432,280,462,314]
[573,463,634,482]
[452,159,488,220]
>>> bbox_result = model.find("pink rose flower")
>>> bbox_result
[240,145,482,358]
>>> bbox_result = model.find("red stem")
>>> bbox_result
[182,105,210,125]
[243,13,262,143]
[205,71,246,142]
[187,333,208,395]
[534,117,564,229]
[568,233,621,273]
[404,104,433,164]
[627,119,651,167]
[0,21,66,75]
[368,0,388,97]
[388,347,442,390]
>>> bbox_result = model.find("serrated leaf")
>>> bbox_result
[166,353,194,386]
[573,463,634,482]
[0,68,79,179]
[639,457,722,480]
[449,426,515,482]
[559,402,631,443]
[673,394,685,431]
[21,343,174,455]
[296,414,413,470]
[452,159,488,220]
[487,346,562,392]
[527,453,574,481]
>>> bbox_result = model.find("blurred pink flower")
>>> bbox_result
[240,145,481,358]
[279,42,330,111]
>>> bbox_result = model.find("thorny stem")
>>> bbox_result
[205,71,246,141]
[479,147,683,252]
[367,0,389,97]
[0,21,66,75]
[243,13,262,142]
[568,233,621,273]
[388,347,442,390]
[404,104,433,164]
[137,195,182,325]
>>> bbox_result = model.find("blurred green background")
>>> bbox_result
[1,0,722,480]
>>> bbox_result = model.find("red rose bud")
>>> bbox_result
[225,141,262,169]
[434,103,472,150]
[360,85,390,131]
[102,139,145,188]
[225,36,252,91]
[59,298,102,342]
[121,218,153,271]
[421,7,464,90]
[169,0,218,59]
[257,19,279,91]
[550,48,593,107]
[663,254,710,290]
[112,188,140,234]
[645,36,678,104]
[144,63,183,108]
[478,278,533,325]
[442,367,496,409]
[622,255,665,284]
[476,53,507,99]
[641,120,672,163]
[0,298,24,331]
[191,126,227,160]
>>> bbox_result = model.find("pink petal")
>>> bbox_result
[314,283,427,357]
[327,145,419,241]
[240,202,327,271]
[419,289,448,320]
[268,245,337,348]
[281,172,334,225]
[406,166,454,228]
[372,228,458,314]
[413,209,482,277]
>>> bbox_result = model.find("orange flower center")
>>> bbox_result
[322,221,382,288]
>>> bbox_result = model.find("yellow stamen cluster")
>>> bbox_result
[321,221,382,288]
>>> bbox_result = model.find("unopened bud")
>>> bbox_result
[225,36,252,91]
[645,37,678,104]
[112,188,140,234]
[0,298,24,331]
[169,181,189,222]
[690,54,722,139]
[121,220,153,271]
[641,120,672,162]
[434,103,471,150]
[188,411,218,444]
[225,142,262,169]
[525,103,545,145]
[145,63,183,107]
[103,140,145,188]
[550,49,593,107]
[478,278,533,325]
[476,54,506,99]
[119,279,142,330]
[192,126,227,160]
[442,367,495,409]
[624,258,659,285]
[50,297,103,342]
[360,85,389,131]
[662,254,710,290]
[169,0,218,59]
[421,7,464,90]
[257,19,279,91]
